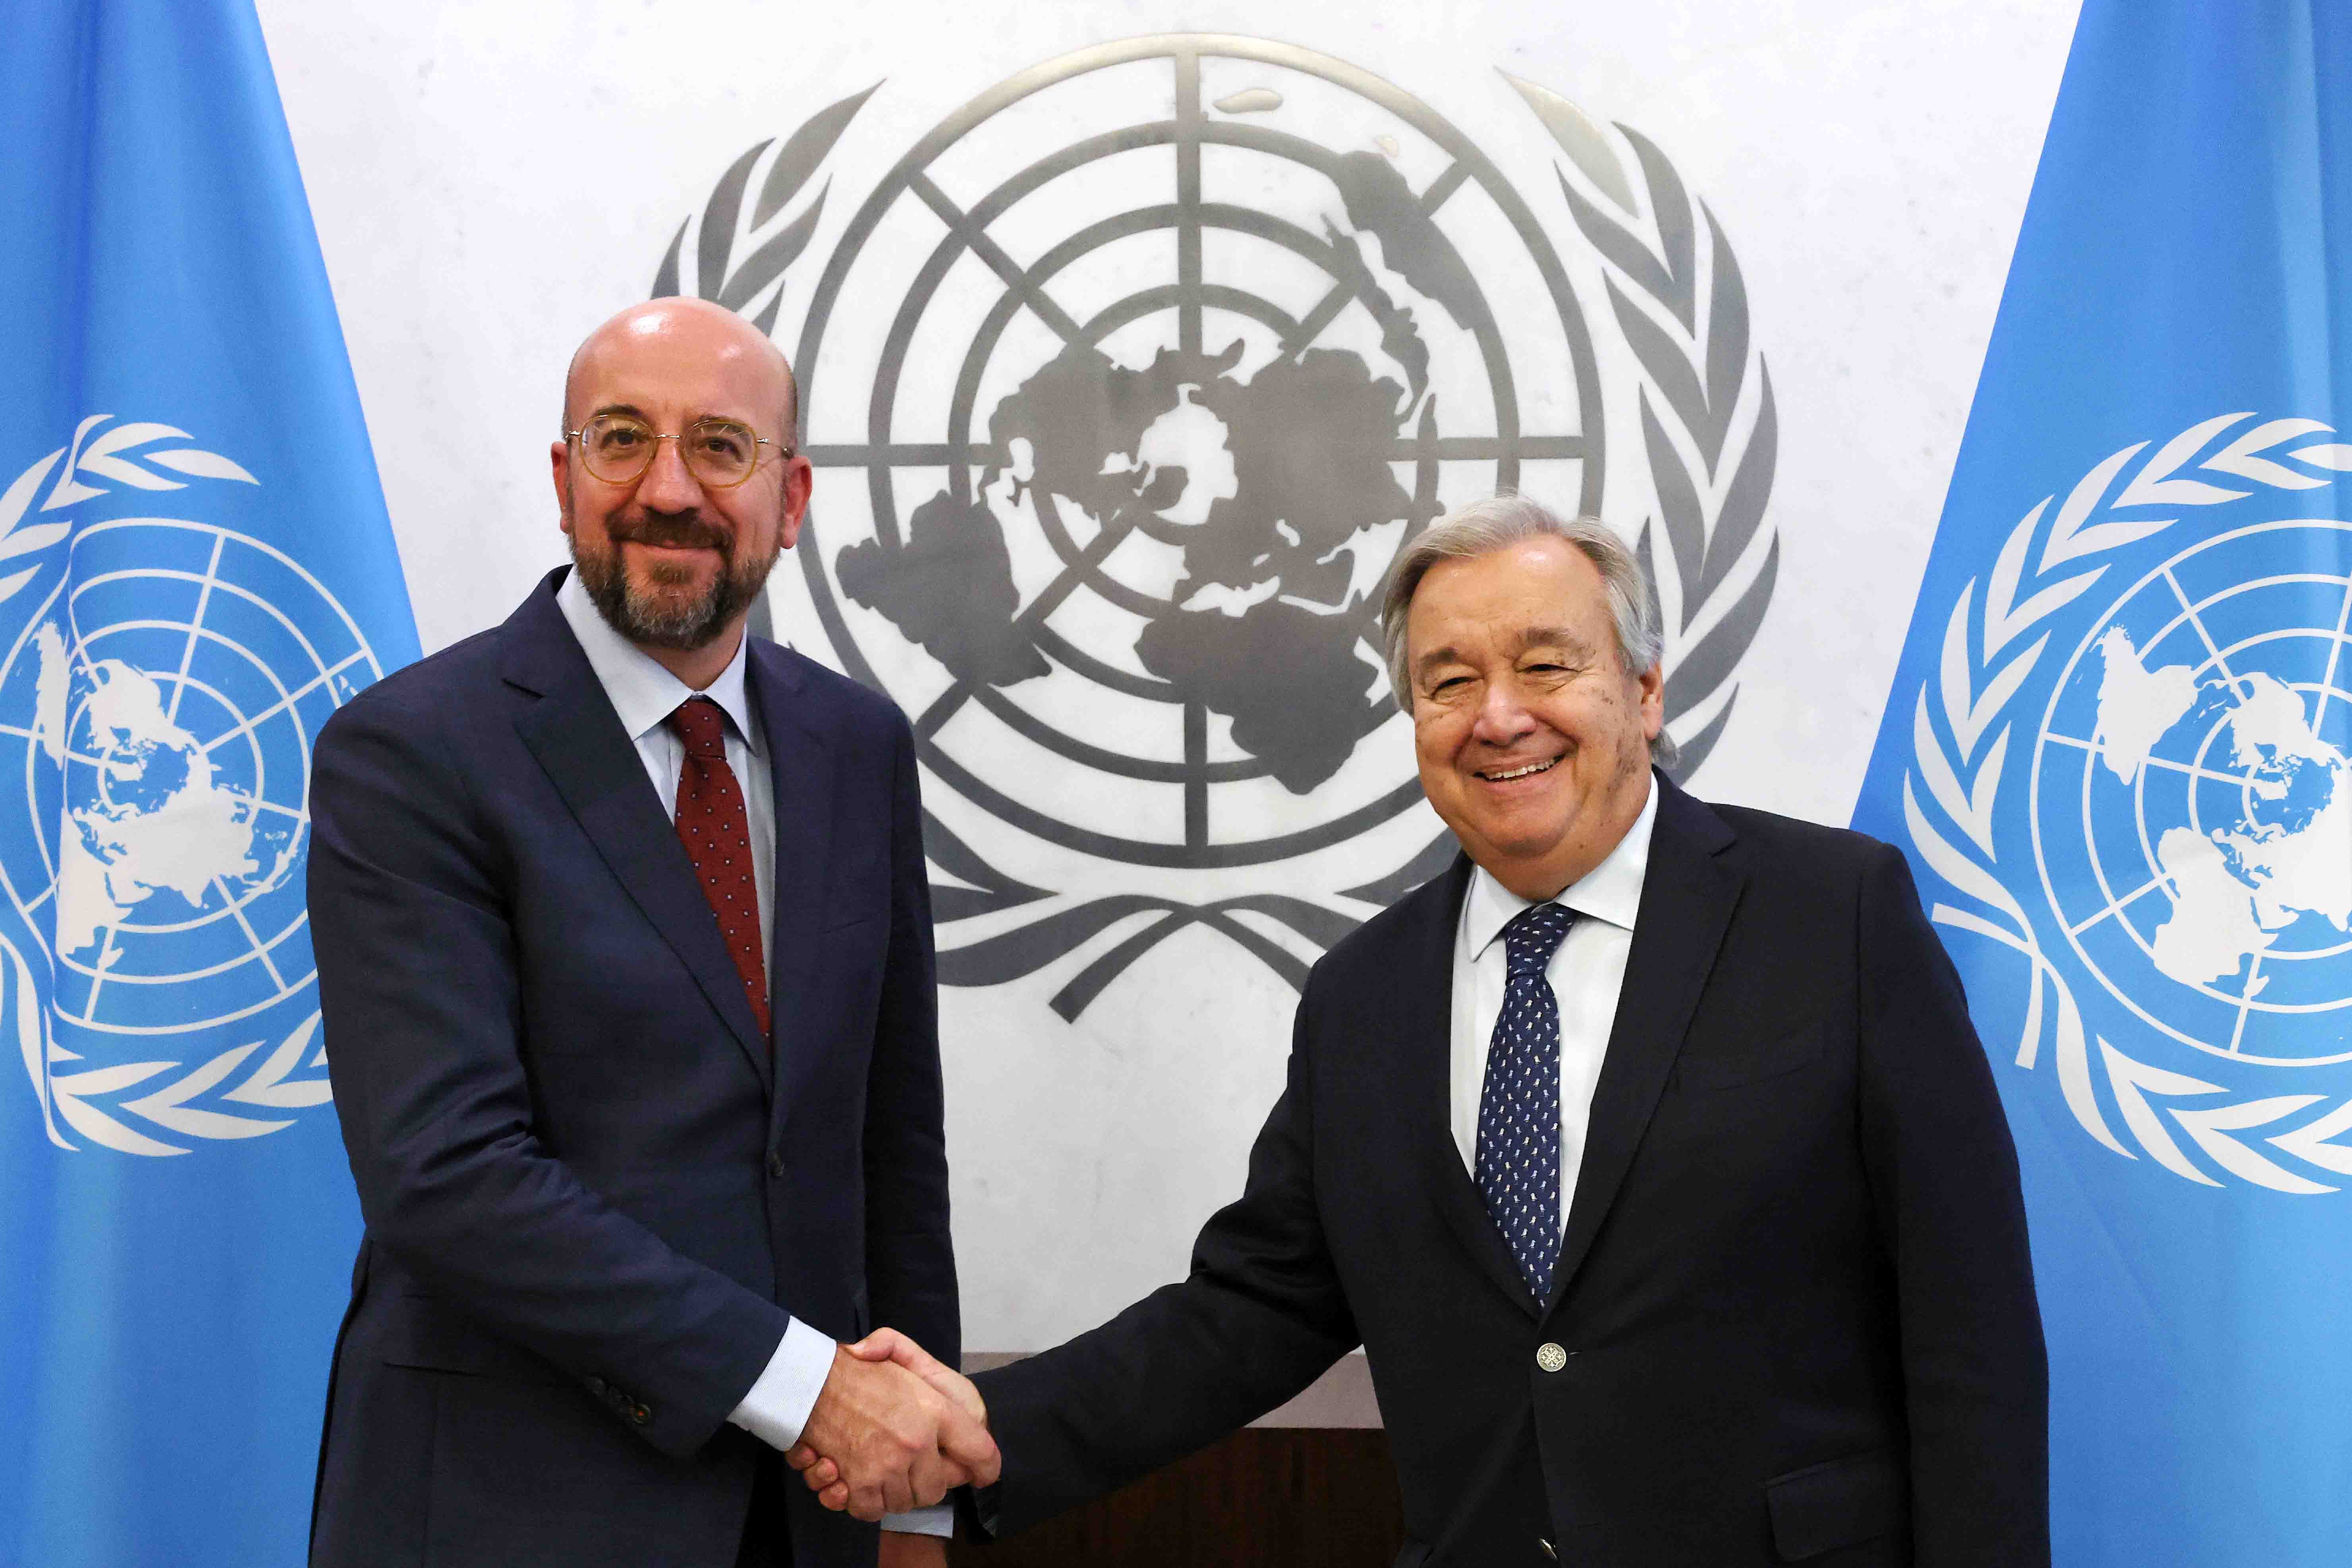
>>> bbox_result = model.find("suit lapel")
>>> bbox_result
[502,578,774,1093]
[747,642,837,1125]
[1390,856,1548,1320]
[1545,778,1742,1313]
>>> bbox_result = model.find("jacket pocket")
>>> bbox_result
[1677,1020,1823,1090]
[1765,1447,1906,1561]
[379,1292,568,1386]
[821,905,884,935]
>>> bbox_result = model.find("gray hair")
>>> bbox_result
[1379,493,1676,770]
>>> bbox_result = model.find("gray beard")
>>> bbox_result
[568,527,777,651]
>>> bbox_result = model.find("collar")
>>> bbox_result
[1463,776,1659,958]
[554,566,761,752]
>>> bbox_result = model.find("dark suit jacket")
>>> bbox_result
[973,778,2045,1567]
[307,571,955,1568]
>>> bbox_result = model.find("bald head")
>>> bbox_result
[562,296,799,443]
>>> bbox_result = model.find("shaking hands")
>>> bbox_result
[790,1329,993,1521]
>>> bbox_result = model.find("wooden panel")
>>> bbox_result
[948,1429,1404,1568]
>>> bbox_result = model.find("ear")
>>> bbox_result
[776,452,815,552]
[550,437,575,536]
[1637,659,1665,742]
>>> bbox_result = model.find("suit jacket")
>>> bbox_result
[307,571,955,1568]
[973,777,2045,1567]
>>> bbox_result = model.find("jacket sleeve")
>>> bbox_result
[859,712,958,1364]
[1855,843,2050,1566]
[968,989,1360,1538]
[309,692,790,1460]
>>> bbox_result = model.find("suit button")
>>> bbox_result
[1535,1342,1569,1373]
[631,1403,652,1425]
[767,1152,786,1180]
[586,1376,607,1396]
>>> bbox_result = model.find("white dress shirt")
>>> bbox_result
[1449,781,1657,1232]
[558,575,950,1535]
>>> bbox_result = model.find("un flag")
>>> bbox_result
[1851,2,2352,1563]
[0,3,420,1563]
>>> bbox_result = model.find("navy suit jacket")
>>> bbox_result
[973,779,2046,1567]
[307,571,954,1568]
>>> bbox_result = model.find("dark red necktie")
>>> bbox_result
[667,697,769,1039]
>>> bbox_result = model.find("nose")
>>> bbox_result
[1470,675,1535,747]
[635,435,705,513]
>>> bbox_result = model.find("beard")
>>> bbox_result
[568,506,780,651]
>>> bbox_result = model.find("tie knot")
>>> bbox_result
[666,696,728,759]
[1501,901,1574,978]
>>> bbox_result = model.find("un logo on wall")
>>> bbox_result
[656,35,1783,1014]
[1905,415,2352,1192]
[0,421,379,1154]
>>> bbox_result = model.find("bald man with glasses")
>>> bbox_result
[306,299,990,1568]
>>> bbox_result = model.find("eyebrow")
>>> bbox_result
[1413,626,1599,686]
[1512,626,1597,659]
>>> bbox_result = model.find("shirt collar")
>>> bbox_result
[555,566,760,752]
[1462,777,1659,959]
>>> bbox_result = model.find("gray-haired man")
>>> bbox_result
[796,494,2048,1567]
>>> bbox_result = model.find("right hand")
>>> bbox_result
[792,1340,998,1521]
[788,1329,993,1514]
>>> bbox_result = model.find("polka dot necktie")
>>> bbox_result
[667,697,769,1041]
[1475,901,1576,1303]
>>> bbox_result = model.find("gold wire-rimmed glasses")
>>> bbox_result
[564,412,792,489]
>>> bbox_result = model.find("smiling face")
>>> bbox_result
[1406,537,1663,900]
[551,299,813,656]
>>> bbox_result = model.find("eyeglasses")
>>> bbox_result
[564,413,791,490]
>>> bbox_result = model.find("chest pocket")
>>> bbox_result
[1675,1019,1822,1091]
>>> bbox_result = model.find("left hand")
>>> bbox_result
[879,1530,949,1568]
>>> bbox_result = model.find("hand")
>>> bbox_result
[792,1341,997,1521]
[788,1329,993,1514]
[878,1531,949,1568]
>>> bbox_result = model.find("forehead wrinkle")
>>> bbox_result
[1415,623,1594,675]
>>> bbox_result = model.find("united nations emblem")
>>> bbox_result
[654,35,1782,1014]
[1903,414,2352,1192]
[0,420,378,1154]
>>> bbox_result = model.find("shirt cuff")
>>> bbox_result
[726,1317,836,1451]
[882,1505,955,1537]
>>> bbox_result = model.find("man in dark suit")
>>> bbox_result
[307,298,991,1568]
[795,494,2047,1565]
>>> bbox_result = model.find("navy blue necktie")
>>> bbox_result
[1475,901,1576,1302]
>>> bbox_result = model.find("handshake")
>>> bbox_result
[788,1329,993,1521]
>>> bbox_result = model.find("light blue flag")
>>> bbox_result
[1850,2,2352,1562]
[0,2,420,1563]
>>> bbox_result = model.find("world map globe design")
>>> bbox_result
[2032,520,2352,1064]
[0,519,380,1036]
[792,36,1599,869]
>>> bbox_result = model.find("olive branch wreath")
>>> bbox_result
[1507,75,1780,778]
[1900,411,2352,1194]
[2,418,335,1157]
[652,72,1781,1016]
[650,84,878,332]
